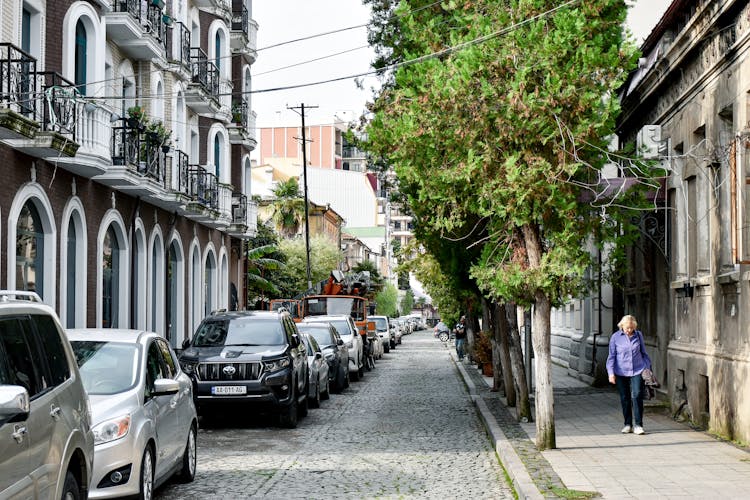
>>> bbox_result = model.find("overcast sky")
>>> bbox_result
[251,1,674,131]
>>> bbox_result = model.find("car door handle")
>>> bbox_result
[12,425,27,443]
[50,405,62,420]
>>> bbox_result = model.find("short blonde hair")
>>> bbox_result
[617,315,638,330]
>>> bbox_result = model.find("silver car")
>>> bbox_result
[0,291,94,500]
[67,329,198,500]
[302,315,364,381]
[299,333,330,409]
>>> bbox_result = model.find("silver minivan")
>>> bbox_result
[0,291,94,499]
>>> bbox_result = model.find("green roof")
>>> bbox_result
[344,226,385,238]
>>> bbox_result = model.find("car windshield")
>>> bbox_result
[71,341,139,395]
[373,317,388,331]
[298,326,333,347]
[192,318,285,347]
[317,320,351,337]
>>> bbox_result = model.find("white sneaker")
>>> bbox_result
[621,425,632,434]
[634,426,645,435]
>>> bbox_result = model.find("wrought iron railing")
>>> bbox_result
[188,166,218,209]
[232,5,248,36]
[232,99,248,129]
[170,149,190,195]
[37,72,78,136]
[0,43,37,117]
[167,21,191,70]
[114,0,142,19]
[190,48,219,98]
[231,193,248,226]
[111,122,167,183]
[145,3,167,49]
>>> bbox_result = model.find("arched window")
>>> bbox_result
[191,247,201,330]
[102,226,120,328]
[149,231,165,336]
[204,251,216,316]
[167,241,184,347]
[66,222,76,327]
[214,134,221,179]
[75,19,87,95]
[133,225,146,329]
[214,31,221,71]
[16,201,44,296]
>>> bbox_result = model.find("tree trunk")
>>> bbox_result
[532,292,555,450]
[494,301,515,405]
[522,222,555,450]
[505,303,531,421]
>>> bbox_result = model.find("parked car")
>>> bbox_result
[67,328,198,499]
[369,315,393,353]
[0,291,94,500]
[296,322,349,393]
[301,315,364,381]
[179,310,309,428]
[299,333,330,409]
[434,321,452,342]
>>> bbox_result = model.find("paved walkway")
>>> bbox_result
[448,341,750,499]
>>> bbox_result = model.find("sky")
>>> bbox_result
[251,1,673,134]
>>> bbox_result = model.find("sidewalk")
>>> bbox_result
[449,346,750,499]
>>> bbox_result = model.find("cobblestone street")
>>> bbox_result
[156,330,513,499]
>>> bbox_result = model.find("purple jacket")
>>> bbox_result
[606,329,651,377]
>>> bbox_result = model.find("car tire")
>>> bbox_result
[344,366,350,388]
[350,364,359,381]
[138,446,155,500]
[279,388,298,428]
[384,343,390,353]
[61,469,80,500]
[298,382,309,418]
[335,365,345,393]
[177,425,197,483]
[310,381,321,408]
[439,332,449,342]
[391,340,396,349]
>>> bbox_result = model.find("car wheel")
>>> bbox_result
[350,364,360,381]
[279,388,298,428]
[439,332,449,342]
[391,340,396,349]
[310,381,321,408]
[321,376,330,400]
[61,469,80,500]
[344,366,350,388]
[138,446,155,500]
[178,424,197,483]
[384,343,390,353]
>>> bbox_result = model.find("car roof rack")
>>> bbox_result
[0,290,43,303]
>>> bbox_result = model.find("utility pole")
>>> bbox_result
[288,103,318,290]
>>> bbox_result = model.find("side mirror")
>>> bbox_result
[0,386,30,422]
[152,378,179,396]
[181,337,191,350]
[336,339,344,346]
[315,352,323,360]
[291,335,300,348]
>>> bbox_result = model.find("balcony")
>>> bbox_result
[185,166,220,222]
[1,66,80,160]
[228,100,257,150]
[166,21,191,77]
[105,0,167,61]
[97,121,169,196]
[185,48,222,115]
[227,193,258,238]
[193,0,231,15]
[230,5,258,63]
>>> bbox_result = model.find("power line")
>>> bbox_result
[253,45,370,77]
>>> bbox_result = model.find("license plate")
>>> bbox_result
[211,385,246,395]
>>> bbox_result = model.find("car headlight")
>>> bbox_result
[263,357,291,372]
[180,361,197,375]
[93,415,131,445]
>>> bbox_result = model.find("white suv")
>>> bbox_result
[369,315,393,353]
[0,291,94,499]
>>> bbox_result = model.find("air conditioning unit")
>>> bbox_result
[636,125,662,159]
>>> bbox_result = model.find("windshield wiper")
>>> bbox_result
[224,343,261,347]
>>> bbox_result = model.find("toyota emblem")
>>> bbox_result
[223,365,236,376]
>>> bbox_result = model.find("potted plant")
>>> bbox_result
[126,105,146,129]
[146,120,170,145]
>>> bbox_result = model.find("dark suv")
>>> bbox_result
[179,310,309,428]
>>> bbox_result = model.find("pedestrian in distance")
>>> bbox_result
[454,316,467,361]
[606,314,652,435]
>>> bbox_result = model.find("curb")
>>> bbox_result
[451,350,544,500]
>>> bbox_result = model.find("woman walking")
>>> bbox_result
[606,315,652,435]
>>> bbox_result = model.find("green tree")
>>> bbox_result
[366,0,644,449]
[279,236,343,294]
[270,178,306,238]
[375,282,399,317]
[401,289,415,315]
[246,221,289,308]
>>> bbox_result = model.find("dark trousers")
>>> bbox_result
[616,374,644,427]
